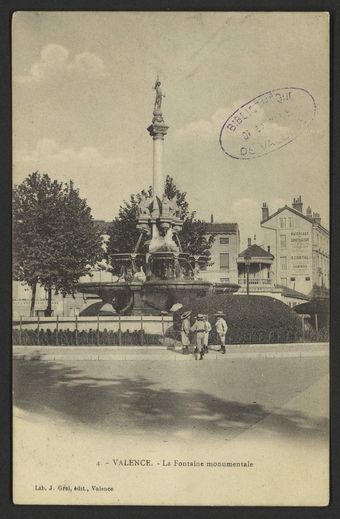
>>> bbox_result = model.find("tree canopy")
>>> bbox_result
[13,172,103,315]
[106,175,214,270]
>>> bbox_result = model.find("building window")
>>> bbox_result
[219,237,229,245]
[279,217,286,229]
[290,277,295,281]
[220,253,229,271]
[305,276,310,281]
[280,234,287,248]
[281,277,287,286]
[280,256,287,270]
[220,278,230,283]
[288,217,294,228]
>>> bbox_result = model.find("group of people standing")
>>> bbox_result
[180,310,228,360]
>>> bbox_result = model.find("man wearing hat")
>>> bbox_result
[203,315,212,354]
[190,314,206,360]
[215,311,228,354]
[180,310,191,354]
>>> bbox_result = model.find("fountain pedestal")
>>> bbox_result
[129,283,147,315]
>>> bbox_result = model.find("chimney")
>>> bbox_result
[262,202,269,221]
[313,212,321,225]
[248,237,251,247]
[306,206,312,218]
[267,245,271,253]
[210,214,214,224]
[292,195,303,213]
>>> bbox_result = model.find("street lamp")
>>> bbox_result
[244,252,251,296]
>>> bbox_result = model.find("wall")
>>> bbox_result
[202,231,240,284]
[13,280,92,318]
[312,226,329,289]
[262,209,316,295]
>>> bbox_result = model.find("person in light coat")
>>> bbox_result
[203,315,212,353]
[191,314,206,360]
[215,311,228,354]
[180,310,191,354]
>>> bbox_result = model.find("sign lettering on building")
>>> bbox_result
[289,234,311,273]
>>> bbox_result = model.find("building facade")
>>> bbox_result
[236,239,309,307]
[261,197,329,296]
[200,220,240,284]
[237,240,274,290]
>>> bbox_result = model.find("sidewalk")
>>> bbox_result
[13,342,329,361]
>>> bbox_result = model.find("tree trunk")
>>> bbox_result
[30,282,37,317]
[45,287,53,317]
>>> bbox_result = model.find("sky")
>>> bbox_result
[12,12,329,249]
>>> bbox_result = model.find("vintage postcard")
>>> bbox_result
[12,11,329,505]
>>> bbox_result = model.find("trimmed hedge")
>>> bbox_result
[179,294,304,343]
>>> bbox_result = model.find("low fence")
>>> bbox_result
[12,328,164,346]
[12,315,172,333]
[12,315,170,346]
[12,315,329,346]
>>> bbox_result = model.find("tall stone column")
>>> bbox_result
[147,119,168,201]
[152,135,164,199]
[148,117,168,252]
[147,78,169,202]
[147,79,170,252]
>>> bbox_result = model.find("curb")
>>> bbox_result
[12,343,329,361]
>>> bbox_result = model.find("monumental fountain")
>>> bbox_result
[77,79,239,314]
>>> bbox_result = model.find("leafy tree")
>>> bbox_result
[164,176,214,258]
[106,187,153,257]
[106,175,214,272]
[13,172,103,316]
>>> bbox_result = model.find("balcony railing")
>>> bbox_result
[238,278,272,286]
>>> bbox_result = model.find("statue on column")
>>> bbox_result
[153,78,165,111]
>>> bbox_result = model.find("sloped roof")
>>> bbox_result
[308,285,329,299]
[275,284,310,301]
[205,223,238,233]
[239,243,274,259]
[261,205,329,234]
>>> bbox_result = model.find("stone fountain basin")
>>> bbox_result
[77,279,239,315]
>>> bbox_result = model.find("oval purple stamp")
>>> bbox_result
[219,87,316,160]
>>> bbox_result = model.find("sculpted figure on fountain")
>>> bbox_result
[169,196,180,218]
[161,194,170,217]
[138,193,151,216]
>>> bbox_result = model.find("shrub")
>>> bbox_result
[179,294,303,343]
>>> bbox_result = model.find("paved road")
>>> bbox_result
[13,354,328,443]
[12,353,329,505]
